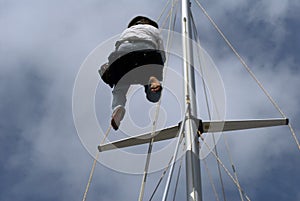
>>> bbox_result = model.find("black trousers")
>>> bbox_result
[101,49,165,88]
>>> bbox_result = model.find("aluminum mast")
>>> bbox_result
[182,0,202,200]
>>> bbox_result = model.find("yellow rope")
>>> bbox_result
[82,126,112,201]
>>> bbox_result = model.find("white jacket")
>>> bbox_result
[118,24,164,51]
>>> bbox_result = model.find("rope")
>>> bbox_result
[222,135,245,201]
[199,133,251,201]
[193,0,285,117]
[148,123,184,201]
[138,2,180,200]
[288,123,300,150]
[83,4,177,199]
[149,134,184,201]
[148,157,174,201]
[138,136,157,201]
[162,112,187,201]
[82,126,112,201]
[193,0,300,151]
[161,0,179,32]
[190,10,227,201]
[213,139,227,201]
[172,154,184,201]
[191,11,245,198]
[191,3,275,200]
[203,158,221,201]
[157,0,171,23]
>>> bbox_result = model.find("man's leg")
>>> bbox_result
[111,84,129,130]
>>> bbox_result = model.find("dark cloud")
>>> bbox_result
[1,0,299,200]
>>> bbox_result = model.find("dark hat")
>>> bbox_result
[128,16,159,28]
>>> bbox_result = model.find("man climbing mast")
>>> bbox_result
[99,16,166,130]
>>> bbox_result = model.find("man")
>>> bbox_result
[99,16,165,130]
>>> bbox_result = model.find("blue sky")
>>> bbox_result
[1,0,300,201]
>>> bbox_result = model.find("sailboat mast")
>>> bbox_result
[181,0,202,200]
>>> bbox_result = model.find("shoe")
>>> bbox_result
[111,105,126,130]
[145,77,162,103]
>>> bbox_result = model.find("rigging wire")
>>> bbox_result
[222,135,245,201]
[162,108,188,201]
[149,133,184,201]
[149,4,182,201]
[83,1,299,200]
[193,0,300,151]
[160,0,176,32]
[148,156,174,201]
[288,124,300,150]
[203,158,221,201]
[190,9,228,201]
[83,2,179,199]
[149,127,184,201]
[199,133,252,201]
[157,0,171,24]
[138,137,155,201]
[82,2,176,198]
[82,126,112,201]
[193,0,285,117]
[190,8,245,200]
[138,1,180,200]
[172,150,184,201]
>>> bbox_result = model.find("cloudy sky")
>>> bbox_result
[1,0,300,201]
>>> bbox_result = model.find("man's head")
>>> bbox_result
[128,16,159,28]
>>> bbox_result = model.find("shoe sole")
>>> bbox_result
[111,107,125,130]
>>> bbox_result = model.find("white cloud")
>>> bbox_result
[1,0,299,200]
